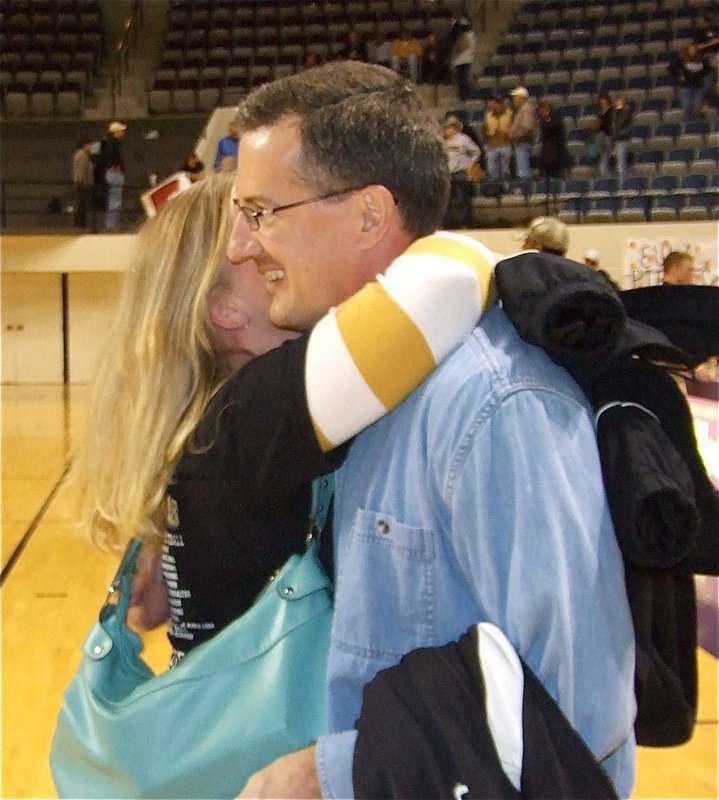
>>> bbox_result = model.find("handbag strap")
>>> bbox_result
[309,473,335,539]
[106,537,143,619]
[106,474,335,615]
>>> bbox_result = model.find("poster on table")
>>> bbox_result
[623,237,718,288]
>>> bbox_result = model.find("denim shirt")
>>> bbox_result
[317,306,636,799]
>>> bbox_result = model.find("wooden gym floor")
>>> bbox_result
[1,383,717,799]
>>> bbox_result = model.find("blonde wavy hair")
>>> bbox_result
[72,173,236,553]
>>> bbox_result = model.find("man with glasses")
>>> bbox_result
[228,61,636,799]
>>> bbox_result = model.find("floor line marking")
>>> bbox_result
[0,461,71,587]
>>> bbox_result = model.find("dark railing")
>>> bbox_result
[0,178,146,233]
[109,0,144,118]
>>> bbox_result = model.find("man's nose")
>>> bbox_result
[227,211,261,264]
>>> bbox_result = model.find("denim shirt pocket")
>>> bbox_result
[333,507,436,660]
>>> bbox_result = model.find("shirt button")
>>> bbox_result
[377,520,390,534]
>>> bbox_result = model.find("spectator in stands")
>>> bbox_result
[588,91,614,176]
[585,247,621,289]
[422,31,447,85]
[520,215,569,256]
[93,121,126,233]
[693,9,719,62]
[442,114,482,227]
[213,119,240,173]
[584,248,601,269]
[449,16,475,101]
[482,94,513,182]
[508,86,537,180]
[341,29,367,62]
[662,251,696,285]
[104,164,125,231]
[391,29,422,82]
[102,121,127,172]
[72,139,94,229]
[182,152,206,182]
[443,115,482,174]
[367,31,393,68]
[610,93,633,179]
[669,43,713,122]
[692,11,719,115]
[303,51,324,70]
[536,99,571,179]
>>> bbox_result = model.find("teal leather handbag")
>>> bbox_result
[50,477,334,799]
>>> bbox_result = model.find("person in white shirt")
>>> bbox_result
[450,17,476,101]
[442,115,481,228]
[443,115,481,174]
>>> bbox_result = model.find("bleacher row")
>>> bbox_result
[148,0,454,114]
[454,0,719,226]
[475,0,707,104]
[451,104,719,179]
[469,172,719,229]
[0,0,103,116]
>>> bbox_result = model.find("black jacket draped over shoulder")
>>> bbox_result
[496,252,718,747]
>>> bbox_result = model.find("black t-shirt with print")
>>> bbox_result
[163,334,344,658]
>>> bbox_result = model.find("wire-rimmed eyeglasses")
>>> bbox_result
[232,186,366,231]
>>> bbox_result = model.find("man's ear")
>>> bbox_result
[208,292,249,331]
[358,185,397,246]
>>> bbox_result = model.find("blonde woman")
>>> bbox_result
[73,173,496,663]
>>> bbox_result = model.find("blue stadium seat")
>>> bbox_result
[585,196,620,222]
[558,197,586,223]
[617,195,649,222]
[658,148,695,176]
[691,146,719,173]
[678,193,715,221]
[591,176,620,196]
[618,175,648,196]
[650,122,680,151]
[649,174,680,195]
[679,174,710,194]
[559,177,591,199]
[648,194,683,221]
[633,149,663,178]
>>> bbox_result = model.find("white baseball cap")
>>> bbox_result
[510,86,529,98]
[585,248,601,264]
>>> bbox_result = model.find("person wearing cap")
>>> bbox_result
[521,216,569,256]
[442,114,482,228]
[442,115,481,175]
[104,121,127,170]
[585,248,622,290]
[509,86,537,180]
[482,95,513,182]
[91,121,127,231]
[584,248,601,269]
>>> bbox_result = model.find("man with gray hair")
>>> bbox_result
[521,215,569,255]
[227,61,636,799]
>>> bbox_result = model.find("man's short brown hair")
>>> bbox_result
[236,61,450,238]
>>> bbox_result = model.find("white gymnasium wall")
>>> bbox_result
[1,220,717,383]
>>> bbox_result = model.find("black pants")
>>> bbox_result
[455,63,471,101]
[444,173,473,229]
[74,184,91,228]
